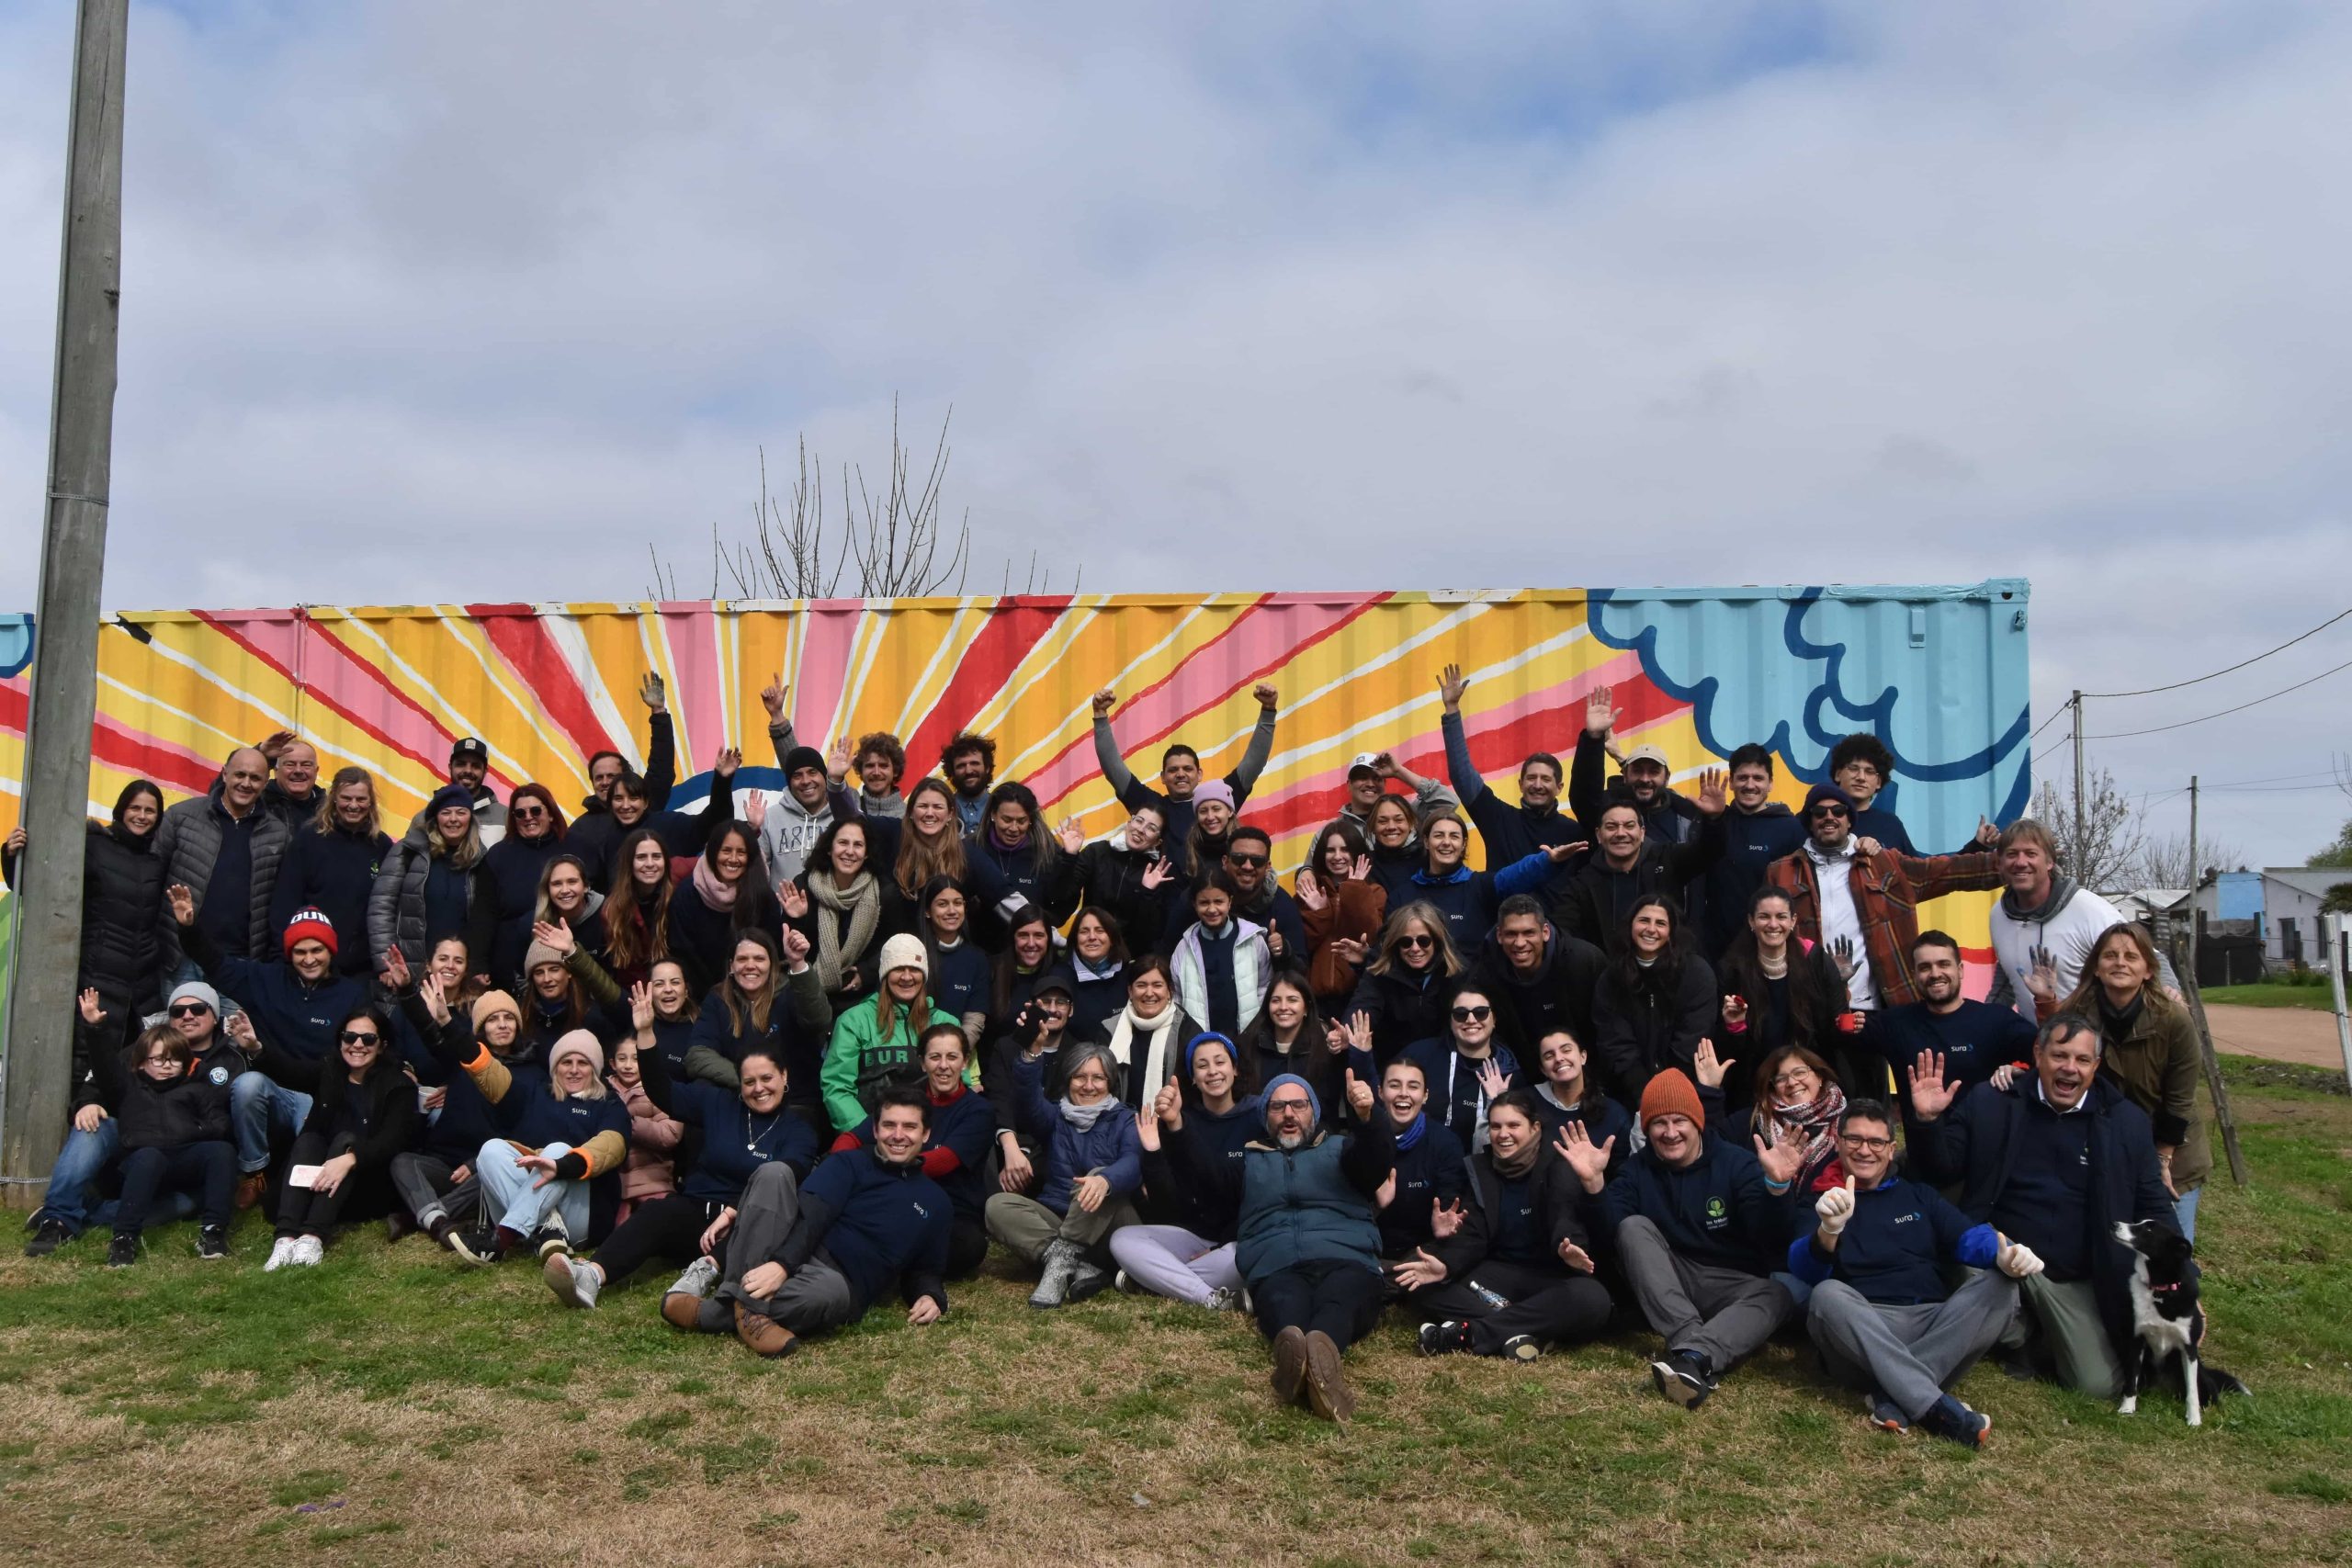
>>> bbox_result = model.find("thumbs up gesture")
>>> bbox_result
[1815,1174,1857,1237]
[1343,1067,1374,1121]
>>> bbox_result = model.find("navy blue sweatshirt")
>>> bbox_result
[928,941,991,1027]
[1528,1089,1631,1182]
[1397,1037,1521,1152]
[780,1147,951,1312]
[1141,1096,1263,1243]
[1785,1176,1999,1304]
[837,1086,996,1223]
[1860,1000,2037,1119]
[483,832,563,987]
[1376,1112,1468,1257]
[270,822,393,976]
[1701,804,1806,960]
[1406,855,1555,954]
[186,923,367,1064]
[412,1004,545,1164]
[1594,1136,1793,1275]
[670,1079,820,1204]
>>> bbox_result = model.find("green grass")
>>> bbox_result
[1,1058,2349,1565]
[2205,979,2345,1010]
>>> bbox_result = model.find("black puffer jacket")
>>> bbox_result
[1591,952,1719,1106]
[152,778,290,976]
[5,818,164,1020]
[368,819,497,974]
[255,1037,422,1175]
[91,1039,235,1153]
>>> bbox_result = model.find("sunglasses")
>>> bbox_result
[1452,1005,1491,1022]
[1226,852,1269,869]
[340,1030,381,1047]
[168,1002,212,1018]
[511,805,548,819]
[1396,934,1435,951]
[1808,805,1850,820]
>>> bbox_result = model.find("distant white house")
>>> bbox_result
[2186,867,2349,969]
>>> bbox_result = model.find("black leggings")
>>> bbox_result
[946,1215,988,1280]
[276,1131,394,1239]
[1408,1258,1615,1354]
[591,1194,729,1286]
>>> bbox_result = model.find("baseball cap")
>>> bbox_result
[450,737,489,762]
[1347,752,1381,781]
[1623,743,1670,772]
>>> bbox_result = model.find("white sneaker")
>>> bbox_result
[666,1255,720,1300]
[263,1235,299,1272]
[291,1235,325,1268]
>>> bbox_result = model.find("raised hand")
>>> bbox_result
[1437,662,1469,714]
[1430,1197,1468,1240]
[1583,683,1620,739]
[1693,1037,1734,1089]
[1754,1133,1804,1188]
[1294,869,1329,913]
[759,675,787,720]
[1136,1100,1161,1153]
[1693,767,1728,816]
[1343,1068,1374,1122]
[1091,687,1116,718]
[779,881,809,920]
[629,981,655,1033]
[1056,817,1085,855]
[1972,815,1998,848]
[639,671,667,714]
[1350,853,1372,883]
[1373,752,1399,779]
[166,883,198,927]
[781,926,812,968]
[77,987,104,1026]
[380,945,413,992]
[1907,1050,1957,1120]
[1140,856,1174,891]
[1996,1237,2045,1279]
[1390,1246,1447,1290]
[1252,682,1279,711]
[1153,1078,1184,1134]
[1323,1021,1351,1056]
[1556,1237,1596,1274]
[1329,936,1367,968]
[712,746,742,783]
[1542,839,1590,863]
[1555,1121,1615,1190]
[825,736,852,782]
[1815,1174,1857,1237]
[419,973,451,1027]
[1475,1059,1510,1100]
[1830,936,1860,981]
[224,1011,260,1055]
[1343,1009,1374,1055]
[1720,994,1749,1030]
[741,789,766,829]
[2024,945,2060,1001]
[257,728,297,761]
[532,919,575,957]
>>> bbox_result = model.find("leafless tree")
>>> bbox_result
[648,400,1071,602]
[2032,768,2143,894]
[2132,831,2244,891]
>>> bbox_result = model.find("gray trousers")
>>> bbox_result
[2007,1271,2127,1400]
[984,1191,1136,1265]
[389,1152,481,1229]
[715,1164,862,1336]
[1806,1271,2018,1420]
[1618,1215,1792,1370]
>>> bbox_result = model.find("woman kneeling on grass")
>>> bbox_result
[986,1042,1141,1308]
[1108,1032,1260,1313]
[262,1003,420,1269]
[448,1028,631,1265]
[96,1021,237,1267]
[545,1043,819,1308]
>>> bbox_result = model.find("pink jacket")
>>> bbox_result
[612,1077,683,1208]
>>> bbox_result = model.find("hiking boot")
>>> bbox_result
[1302,1331,1356,1423]
[1500,1335,1544,1363]
[1029,1237,1082,1309]
[235,1172,267,1211]
[1271,1326,1309,1404]
[196,1224,230,1260]
[385,1210,417,1244]
[1920,1395,1992,1448]
[733,1303,797,1358]
[107,1233,139,1269]
[1066,1261,1112,1303]
[545,1252,601,1309]
[1651,1349,1715,1410]
[24,1218,71,1258]
[1418,1320,1474,1357]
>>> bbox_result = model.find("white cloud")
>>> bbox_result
[1,0,2347,863]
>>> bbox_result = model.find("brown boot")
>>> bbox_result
[235,1173,266,1212]
[733,1303,797,1358]
[662,1290,707,1332]
[1270,1325,1309,1405]
[1303,1330,1355,1423]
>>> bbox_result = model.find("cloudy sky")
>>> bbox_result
[2,1,2346,866]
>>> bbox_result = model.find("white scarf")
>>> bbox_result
[1103,1002,1181,1105]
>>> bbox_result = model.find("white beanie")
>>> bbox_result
[878,932,929,980]
[548,1028,605,1078]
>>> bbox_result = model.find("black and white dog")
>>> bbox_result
[2113,1220,2250,1427]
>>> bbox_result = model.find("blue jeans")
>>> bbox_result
[31,1118,196,1235]
[475,1139,589,1237]
[231,1072,312,1174]
[2176,1185,2200,1243]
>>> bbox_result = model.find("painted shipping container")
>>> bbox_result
[0,581,2031,1003]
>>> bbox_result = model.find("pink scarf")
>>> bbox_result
[690,855,739,912]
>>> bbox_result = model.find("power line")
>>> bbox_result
[2082,654,2352,740]
[2076,605,2352,699]
[2027,703,2072,744]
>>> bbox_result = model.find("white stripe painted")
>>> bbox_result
[891,598,982,740]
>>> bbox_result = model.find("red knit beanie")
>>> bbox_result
[1638,1068,1704,1134]
[283,907,339,957]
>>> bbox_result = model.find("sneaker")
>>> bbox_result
[291,1235,325,1268]
[24,1218,71,1258]
[1418,1320,1474,1357]
[450,1227,505,1267]
[1866,1396,1910,1435]
[1651,1349,1714,1410]
[661,1258,719,1330]
[263,1235,300,1272]
[1500,1335,1544,1363]
[1066,1261,1112,1303]
[1920,1395,1992,1448]
[196,1224,230,1260]
[532,1212,571,1258]
[1113,1268,1142,1294]
[545,1252,601,1309]
[1203,1286,1242,1314]
[107,1233,139,1269]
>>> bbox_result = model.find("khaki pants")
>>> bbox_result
[2019,1273,2128,1400]
[984,1191,1136,1264]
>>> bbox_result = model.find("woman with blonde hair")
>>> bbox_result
[1342,900,1465,1070]
[270,765,392,974]
[369,784,497,979]
[2056,921,2211,1238]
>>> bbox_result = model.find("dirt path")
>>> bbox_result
[2204,1002,2350,1073]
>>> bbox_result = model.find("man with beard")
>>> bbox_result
[1470,896,1606,1058]
[755,673,866,887]
[1323,751,1456,844]
[1238,1073,1395,1422]
[1217,826,1306,965]
[1854,932,2037,1123]
[1091,683,1281,848]
[665,1086,952,1357]
[1548,785,1725,951]
[1569,685,1701,850]
[939,731,999,836]
[439,737,508,843]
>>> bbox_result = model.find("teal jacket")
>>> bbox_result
[1235,1115,1396,1285]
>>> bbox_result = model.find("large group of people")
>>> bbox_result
[7,663,2218,1432]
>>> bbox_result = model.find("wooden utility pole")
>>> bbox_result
[2,0,129,1208]
[2187,773,2199,987]
[2167,931,2249,1188]
[2070,690,2086,872]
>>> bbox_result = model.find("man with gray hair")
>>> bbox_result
[1235,1071,1394,1422]
[1905,1016,2178,1400]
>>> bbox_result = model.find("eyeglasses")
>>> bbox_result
[1451,1005,1491,1022]
[143,1054,180,1068]
[1770,1070,1819,1089]
[1227,853,1269,869]
[168,1002,212,1018]
[1267,1098,1311,1113]
[340,1030,381,1047]
[1808,805,1849,821]
[1838,1134,1895,1151]
[1396,934,1435,951]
